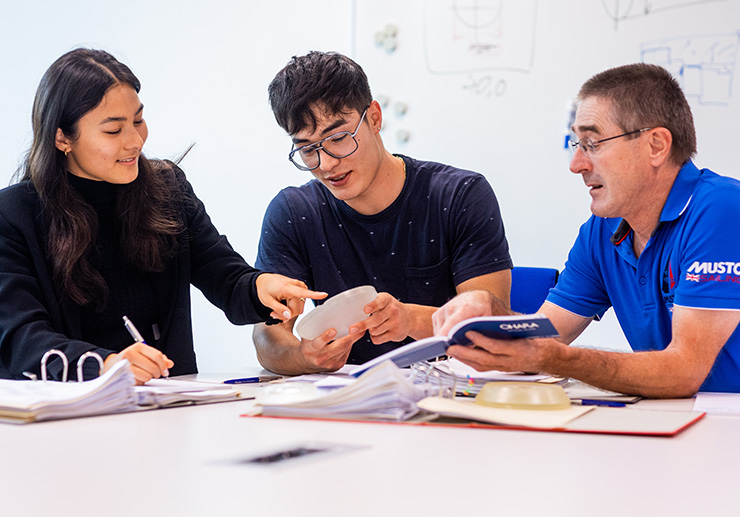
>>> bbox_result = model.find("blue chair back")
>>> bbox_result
[510,266,559,314]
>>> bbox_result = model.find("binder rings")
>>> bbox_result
[0,352,137,424]
[0,349,244,424]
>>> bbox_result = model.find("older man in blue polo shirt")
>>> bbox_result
[433,63,740,397]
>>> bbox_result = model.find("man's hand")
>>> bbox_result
[432,290,508,336]
[446,332,557,374]
[352,293,437,344]
[295,320,371,372]
[353,292,410,344]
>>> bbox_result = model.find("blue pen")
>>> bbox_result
[578,399,626,408]
[223,376,281,385]
[223,377,261,385]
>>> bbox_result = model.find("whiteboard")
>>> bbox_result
[353,0,740,267]
[1,0,739,366]
[352,0,740,351]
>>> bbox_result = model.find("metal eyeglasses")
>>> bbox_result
[288,108,369,171]
[570,127,653,156]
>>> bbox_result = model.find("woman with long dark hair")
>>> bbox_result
[0,48,324,383]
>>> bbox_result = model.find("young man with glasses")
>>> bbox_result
[253,51,512,375]
[433,63,740,396]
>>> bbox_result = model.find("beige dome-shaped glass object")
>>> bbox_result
[475,382,571,410]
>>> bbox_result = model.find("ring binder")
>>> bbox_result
[0,357,137,424]
[39,349,103,382]
[409,361,458,398]
[0,350,244,424]
[76,351,104,382]
[41,349,69,382]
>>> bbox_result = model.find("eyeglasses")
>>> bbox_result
[570,127,653,156]
[288,108,369,171]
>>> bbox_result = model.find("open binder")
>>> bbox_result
[0,351,137,424]
[0,350,243,424]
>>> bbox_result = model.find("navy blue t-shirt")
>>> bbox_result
[256,155,512,363]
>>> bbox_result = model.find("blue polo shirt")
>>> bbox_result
[548,161,740,392]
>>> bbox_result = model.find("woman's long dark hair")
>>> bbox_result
[19,48,181,309]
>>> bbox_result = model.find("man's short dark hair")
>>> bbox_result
[268,51,372,135]
[578,63,697,167]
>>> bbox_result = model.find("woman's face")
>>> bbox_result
[56,84,148,183]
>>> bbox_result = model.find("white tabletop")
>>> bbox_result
[1,383,738,517]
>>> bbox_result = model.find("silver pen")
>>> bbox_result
[122,315,169,379]
[122,315,146,344]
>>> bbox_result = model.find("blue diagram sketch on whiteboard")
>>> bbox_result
[601,0,725,31]
[641,32,740,105]
[423,0,538,74]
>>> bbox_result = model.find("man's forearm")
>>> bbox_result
[252,323,309,376]
[547,343,706,398]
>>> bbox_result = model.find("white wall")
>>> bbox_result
[2,0,739,369]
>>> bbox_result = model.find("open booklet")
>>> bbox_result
[350,314,559,377]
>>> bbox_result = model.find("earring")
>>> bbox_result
[64,151,68,157]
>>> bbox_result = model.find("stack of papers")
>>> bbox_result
[409,358,551,396]
[135,379,242,407]
[0,360,137,424]
[256,361,437,421]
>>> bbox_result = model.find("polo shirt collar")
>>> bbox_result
[659,160,700,223]
[609,160,701,245]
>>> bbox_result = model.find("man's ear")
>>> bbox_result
[647,127,672,167]
[367,100,382,134]
[55,128,71,153]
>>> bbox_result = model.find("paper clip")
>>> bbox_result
[40,349,104,382]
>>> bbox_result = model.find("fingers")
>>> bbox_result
[433,291,497,336]
[432,304,470,336]
[285,296,305,322]
[116,342,173,384]
[276,283,329,319]
[304,327,338,354]
[291,285,328,302]
[347,318,372,343]
[447,332,544,373]
[358,293,408,343]
[446,344,505,372]
[256,273,327,321]
[300,329,360,371]
[363,313,394,343]
[362,292,387,315]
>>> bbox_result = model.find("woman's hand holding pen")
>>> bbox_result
[256,273,327,322]
[103,343,174,385]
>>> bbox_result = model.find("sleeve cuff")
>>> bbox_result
[251,273,282,326]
